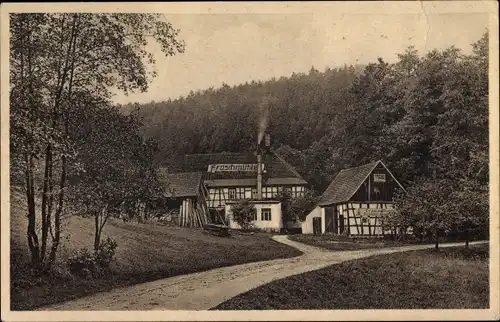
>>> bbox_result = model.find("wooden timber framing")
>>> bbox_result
[303,160,406,236]
[206,185,306,208]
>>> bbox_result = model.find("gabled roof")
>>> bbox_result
[168,151,307,185]
[157,170,204,198]
[317,160,405,206]
[317,161,379,206]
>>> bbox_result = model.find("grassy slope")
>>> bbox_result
[213,244,489,310]
[10,191,302,310]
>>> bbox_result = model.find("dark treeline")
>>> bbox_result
[120,64,364,190]
[120,32,488,197]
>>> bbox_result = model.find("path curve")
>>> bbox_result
[41,237,487,311]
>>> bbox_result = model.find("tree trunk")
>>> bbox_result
[94,211,101,252]
[40,145,52,263]
[48,151,65,265]
[465,226,470,249]
[48,15,79,265]
[94,206,110,252]
[21,19,42,268]
[435,229,439,250]
[25,152,40,266]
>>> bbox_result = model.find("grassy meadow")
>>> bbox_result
[10,190,301,310]
[213,244,489,310]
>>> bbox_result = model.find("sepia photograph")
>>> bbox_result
[1,1,499,321]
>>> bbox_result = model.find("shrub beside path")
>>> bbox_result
[41,236,487,311]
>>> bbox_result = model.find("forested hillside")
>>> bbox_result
[118,64,363,189]
[121,32,488,197]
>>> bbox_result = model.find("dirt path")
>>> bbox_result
[41,237,487,311]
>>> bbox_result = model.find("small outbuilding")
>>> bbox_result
[157,170,210,227]
[302,160,406,236]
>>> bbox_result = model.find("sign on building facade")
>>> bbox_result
[207,164,265,173]
[357,208,397,218]
[373,173,386,182]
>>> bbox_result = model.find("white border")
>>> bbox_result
[1,2,499,321]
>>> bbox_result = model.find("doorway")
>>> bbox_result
[325,206,337,234]
[313,217,322,235]
[339,214,345,235]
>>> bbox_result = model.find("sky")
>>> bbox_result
[111,5,490,105]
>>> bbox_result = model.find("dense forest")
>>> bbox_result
[120,32,488,196]
[119,65,363,191]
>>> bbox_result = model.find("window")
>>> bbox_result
[236,188,245,200]
[261,208,272,221]
[284,187,292,196]
[253,211,258,221]
[228,188,236,200]
[291,186,305,198]
[263,187,272,199]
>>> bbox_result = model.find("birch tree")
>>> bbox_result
[10,13,184,268]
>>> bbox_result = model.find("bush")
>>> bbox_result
[95,237,118,271]
[67,247,97,277]
[67,237,118,277]
[230,200,257,231]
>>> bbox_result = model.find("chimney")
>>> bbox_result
[256,139,263,200]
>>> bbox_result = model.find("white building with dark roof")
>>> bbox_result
[163,135,308,232]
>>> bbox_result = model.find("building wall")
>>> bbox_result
[303,202,395,236]
[207,185,305,208]
[340,202,395,236]
[301,206,323,234]
[351,164,401,202]
[225,202,282,232]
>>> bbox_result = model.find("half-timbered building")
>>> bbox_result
[302,160,406,236]
[164,135,308,231]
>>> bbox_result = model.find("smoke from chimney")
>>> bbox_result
[257,96,273,145]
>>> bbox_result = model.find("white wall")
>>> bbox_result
[225,202,282,232]
[301,206,323,234]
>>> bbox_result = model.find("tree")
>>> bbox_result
[275,189,318,230]
[10,13,185,268]
[291,190,319,222]
[394,178,457,249]
[230,200,257,231]
[66,97,165,251]
[449,178,489,248]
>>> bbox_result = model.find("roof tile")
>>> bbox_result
[169,151,306,184]
[157,170,203,198]
[317,161,380,206]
